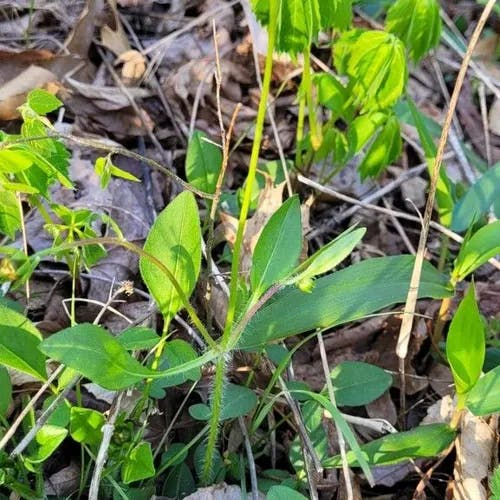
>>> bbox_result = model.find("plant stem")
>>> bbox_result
[303,48,321,151]
[295,79,306,168]
[201,0,278,485]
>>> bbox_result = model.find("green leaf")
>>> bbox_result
[69,407,105,445]
[193,443,225,484]
[386,0,442,62]
[334,30,407,112]
[0,365,12,416]
[0,326,47,381]
[26,425,68,465]
[323,423,456,467]
[466,365,500,416]
[27,89,62,114]
[358,114,402,179]
[331,361,392,406]
[0,190,21,239]
[140,191,201,322]
[239,255,451,349]
[185,131,222,194]
[317,0,352,31]
[452,221,500,283]
[267,485,308,500]
[452,163,500,232]
[162,462,196,498]
[95,156,139,189]
[347,112,386,155]
[446,284,485,394]
[150,339,200,397]
[0,149,34,172]
[490,466,500,499]
[40,323,159,390]
[251,196,302,296]
[121,442,155,484]
[189,383,258,421]
[0,305,41,339]
[117,327,159,350]
[314,73,348,113]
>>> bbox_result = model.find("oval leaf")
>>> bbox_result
[268,485,308,500]
[239,255,451,350]
[323,423,456,467]
[251,195,302,296]
[140,191,201,322]
[40,324,158,390]
[331,361,392,406]
[452,220,500,283]
[446,284,485,394]
[466,365,500,416]
[0,326,46,381]
[185,130,222,194]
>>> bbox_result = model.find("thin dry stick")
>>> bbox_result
[395,0,497,416]
[0,365,64,452]
[88,392,124,500]
[478,82,492,167]
[316,331,353,500]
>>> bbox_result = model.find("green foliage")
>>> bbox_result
[25,425,68,467]
[490,466,500,500]
[0,190,21,239]
[94,155,139,189]
[446,284,485,395]
[121,442,155,484]
[117,326,160,350]
[323,423,456,467]
[251,195,302,298]
[0,326,47,381]
[140,191,201,322]
[0,365,12,416]
[452,220,500,283]
[386,0,442,62]
[185,130,223,194]
[452,162,500,231]
[466,365,500,416]
[334,30,407,112]
[69,407,105,445]
[239,255,451,349]
[267,485,308,500]
[26,89,63,115]
[330,361,392,406]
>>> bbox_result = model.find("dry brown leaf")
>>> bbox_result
[0,65,59,120]
[366,391,397,426]
[100,0,130,57]
[219,176,285,279]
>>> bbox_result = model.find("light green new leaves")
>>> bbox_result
[334,30,407,112]
[452,163,500,232]
[0,326,46,381]
[185,131,222,194]
[40,323,158,390]
[446,284,485,395]
[122,442,155,484]
[26,425,68,466]
[251,0,352,56]
[27,89,63,115]
[386,0,442,62]
[0,190,21,239]
[251,196,302,297]
[239,255,451,349]
[466,365,500,416]
[452,220,500,283]
[358,114,402,179]
[323,423,456,467]
[70,407,105,445]
[140,191,201,322]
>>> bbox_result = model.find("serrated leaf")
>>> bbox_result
[323,423,456,467]
[317,0,352,31]
[121,442,155,484]
[466,365,500,416]
[140,191,201,322]
[334,30,407,112]
[251,195,302,296]
[239,255,451,350]
[331,361,392,406]
[185,130,222,194]
[452,163,500,232]
[358,114,402,179]
[40,324,159,390]
[0,326,47,381]
[27,89,62,115]
[446,284,485,394]
[452,220,500,283]
[386,0,442,62]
